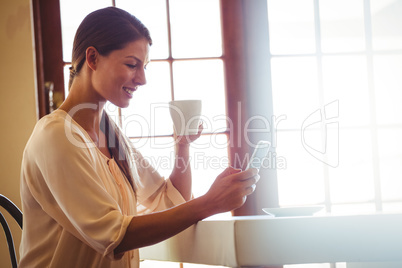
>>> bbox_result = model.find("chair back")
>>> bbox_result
[0,194,23,268]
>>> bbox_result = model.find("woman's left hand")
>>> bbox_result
[175,121,203,146]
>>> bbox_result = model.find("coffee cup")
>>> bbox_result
[169,100,202,136]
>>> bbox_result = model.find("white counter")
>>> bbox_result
[139,213,402,267]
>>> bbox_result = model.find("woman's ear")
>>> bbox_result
[86,46,99,71]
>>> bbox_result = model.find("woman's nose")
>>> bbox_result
[134,67,147,86]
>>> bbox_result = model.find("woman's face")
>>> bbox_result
[91,38,150,108]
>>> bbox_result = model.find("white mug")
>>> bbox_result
[169,100,202,136]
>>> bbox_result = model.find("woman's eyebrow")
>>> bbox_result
[125,55,142,62]
[125,55,149,66]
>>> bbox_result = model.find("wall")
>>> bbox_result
[0,0,37,266]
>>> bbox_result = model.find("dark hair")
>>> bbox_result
[69,6,152,88]
[70,7,152,189]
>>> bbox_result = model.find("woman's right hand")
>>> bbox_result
[115,166,259,254]
[203,167,260,214]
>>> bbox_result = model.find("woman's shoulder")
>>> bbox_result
[36,109,68,129]
[25,110,90,153]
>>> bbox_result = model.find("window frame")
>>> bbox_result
[267,0,402,213]
[32,0,65,118]
[33,0,279,216]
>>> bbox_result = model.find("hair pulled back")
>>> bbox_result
[69,6,152,89]
[69,7,152,189]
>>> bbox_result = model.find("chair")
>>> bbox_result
[0,194,23,268]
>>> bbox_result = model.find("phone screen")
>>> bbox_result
[246,140,271,170]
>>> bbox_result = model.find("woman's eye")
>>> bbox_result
[126,64,137,69]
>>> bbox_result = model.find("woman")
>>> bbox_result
[20,7,258,267]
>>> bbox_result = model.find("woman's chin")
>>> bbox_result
[110,100,130,109]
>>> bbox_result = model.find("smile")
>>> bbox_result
[123,87,136,95]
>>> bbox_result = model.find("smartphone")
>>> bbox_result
[246,140,271,170]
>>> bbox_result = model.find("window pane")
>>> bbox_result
[131,135,228,199]
[378,128,402,201]
[382,202,402,213]
[123,61,172,137]
[190,134,228,198]
[116,0,169,59]
[63,65,70,97]
[169,0,222,58]
[276,130,325,206]
[267,0,316,54]
[59,0,112,62]
[322,55,370,127]
[131,136,175,179]
[271,56,320,129]
[319,0,365,53]
[373,54,402,125]
[371,0,402,50]
[329,129,375,204]
[173,59,226,133]
[331,203,375,215]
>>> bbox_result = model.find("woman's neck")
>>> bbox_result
[59,83,106,143]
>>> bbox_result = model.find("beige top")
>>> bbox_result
[19,110,185,268]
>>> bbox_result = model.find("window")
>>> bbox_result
[267,0,402,266]
[37,0,402,218]
[57,1,233,267]
[268,0,402,214]
[59,0,229,200]
[35,0,402,267]
[37,0,274,218]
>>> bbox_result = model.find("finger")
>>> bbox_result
[240,183,256,198]
[252,174,260,184]
[193,123,203,139]
[247,184,256,194]
[177,122,203,144]
[242,175,258,188]
[227,166,242,175]
[197,120,204,133]
[245,180,258,196]
[217,166,241,179]
[255,174,261,183]
[233,168,259,182]
[248,167,259,176]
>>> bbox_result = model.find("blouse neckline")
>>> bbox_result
[53,109,113,162]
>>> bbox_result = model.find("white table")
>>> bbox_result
[139,213,402,267]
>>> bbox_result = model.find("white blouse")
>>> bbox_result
[20,109,185,268]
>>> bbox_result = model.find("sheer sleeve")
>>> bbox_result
[131,149,186,214]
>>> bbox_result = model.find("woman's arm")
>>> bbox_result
[169,142,192,200]
[168,124,203,201]
[115,167,259,254]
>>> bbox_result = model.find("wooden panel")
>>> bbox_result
[32,0,65,118]
[220,0,248,169]
[221,0,279,216]
[32,0,45,118]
